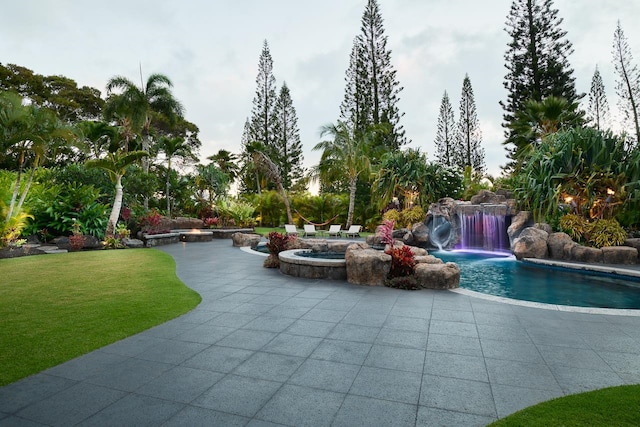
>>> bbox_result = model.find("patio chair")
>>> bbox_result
[327,224,342,238]
[284,224,298,236]
[303,224,317,237]
[343,225,362,238]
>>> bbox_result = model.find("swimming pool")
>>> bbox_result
[433,250,640,309]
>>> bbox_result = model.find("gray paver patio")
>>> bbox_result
[1,239,640,426]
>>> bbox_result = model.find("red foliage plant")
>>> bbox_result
[204,217,220,228]
[387,245,416,278]
[380,219,395,245]
[266,231,291,255]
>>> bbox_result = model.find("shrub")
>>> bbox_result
[203,217,220,228]
[382,209,401,227]
[401,206,426,228]
[586,219,627,248]
[387,245,416,278]
[559,214,588,242]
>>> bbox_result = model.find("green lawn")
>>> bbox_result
[0,249,201,386]
[490,384,640,426]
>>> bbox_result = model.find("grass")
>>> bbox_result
[490,384,640,426]
[0,249,201,386]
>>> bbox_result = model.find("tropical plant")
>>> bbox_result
[586,219,627,248]
[104,72,184,208]
[515,127,638,222]
[386,245,416,278]
[379,219,394,245]
[264,231,291,268]
[157,135,196,218]
[314,121,387,228]
[1,91,75,222]
[216,198,256,228]
[559,213,588,242]
[400,206,426,228]
[373,148,428,210]
[251,150,293,224]
[196,163,230,205]
[207,149,240,182]
[508,96,584,168]
[86,150,148,235]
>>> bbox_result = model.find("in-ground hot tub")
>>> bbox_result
[278,249,346,280]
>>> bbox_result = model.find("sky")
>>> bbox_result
[2,0,640,181]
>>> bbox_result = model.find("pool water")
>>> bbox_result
[297,251,345,260]
[432,250,640,309]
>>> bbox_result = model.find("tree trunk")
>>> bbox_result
[16,164,37,214]
[166,158,171,218]
[278,182,293,225]
[6,154,24,222]
[347,176,357,229]
[107,175,124,236]
[142,133,151,210]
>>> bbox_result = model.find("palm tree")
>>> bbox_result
[313,121,386,228]
[104,73,183,208]
[208,149,240,182]
[251,150,293,224]
[157,136,195,218]
[373,148,429,210]
[1,91,74,221]
[509,96,584,166]
[86,150,148,235]
[196,164,230,205]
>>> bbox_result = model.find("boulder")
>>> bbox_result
[82,235,102,249]
[547,232,578,260]
[345,243,391,286]
[470,190,506,205]
[415,262,460,289]
[172,217,205,229]
[601,246,639,264]
[232,232,261,248]
[327,241,351,253]
[411,223,430,245]
[507,211,532,244]
[122,238,144,248]
[414,255,443,265]
[624,238,640,262]
[427,197,458,223]
[571,245,603,263]
[534,223,553,234]
[512,227,549,260]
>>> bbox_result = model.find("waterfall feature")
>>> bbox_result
[455,209,510,252]
[425,198,514,252]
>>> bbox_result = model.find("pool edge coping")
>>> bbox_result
[241,246,640,316]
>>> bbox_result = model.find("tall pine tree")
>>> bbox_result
[612,21,640,146]
[249,40,278,161]
[434,91,457,167]
[587,66,611,131]
[456,74,485,173]
[273,82,304,190]
[340,0,407,150]
[501,0,579,167]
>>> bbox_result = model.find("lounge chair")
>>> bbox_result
[327,224,342,238]
[343,225,362,238]
[303,224,317,237]
[284,224,298,236]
